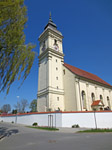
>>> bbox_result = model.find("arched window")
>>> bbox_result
[107,96,111,109]
[107,96,109,101]
[100,95,103,101]
[91,93,95,101]
[81,91,86,109]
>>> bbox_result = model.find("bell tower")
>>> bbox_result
[37,14,65,112]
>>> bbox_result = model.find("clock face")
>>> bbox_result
[53,44,59,51]
[42,41,46,51]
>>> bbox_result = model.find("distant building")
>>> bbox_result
[37,15,112,112]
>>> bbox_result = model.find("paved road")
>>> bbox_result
[0,122,112,150]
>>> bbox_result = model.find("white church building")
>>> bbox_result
[37,15,112,112]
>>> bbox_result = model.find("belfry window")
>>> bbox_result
[54,39,57,45]
[42,41,45,51]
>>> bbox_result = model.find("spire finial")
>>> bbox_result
[44,12,57,30]
[49,12,52,22]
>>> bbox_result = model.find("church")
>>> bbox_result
[37,15,112,112]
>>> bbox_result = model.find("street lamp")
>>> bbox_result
[15,96,19,124]
[93,109,97,129]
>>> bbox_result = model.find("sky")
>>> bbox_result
[0,0,112,111]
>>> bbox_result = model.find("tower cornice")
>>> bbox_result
[38,26,63,42]
[38,47,64,62]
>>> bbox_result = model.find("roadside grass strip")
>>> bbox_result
[78,128,112,133]
[26,126,59,131]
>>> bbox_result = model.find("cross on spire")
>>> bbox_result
[49,12,52,22]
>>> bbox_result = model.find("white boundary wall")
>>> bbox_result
[0,113,62,127]
[62,112,112,128]
[0,111,112,128]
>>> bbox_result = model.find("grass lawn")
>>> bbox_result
[27,126,59,131]
[78,128,112,133]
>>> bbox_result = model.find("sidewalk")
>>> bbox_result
[58,127,89,133]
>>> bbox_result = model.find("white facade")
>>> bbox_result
[37,16,112,112]
[63,67,112,111]
[37,18,65,112]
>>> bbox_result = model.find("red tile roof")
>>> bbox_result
[91,100,104,106]
[64,63,111,87]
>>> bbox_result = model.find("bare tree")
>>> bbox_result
[21,99,29,113]
[14,99,28,113]
[14,101,21,113]
[2,104,11,113]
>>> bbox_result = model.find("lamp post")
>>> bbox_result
[15,96,19,124]
[93,109,97,129]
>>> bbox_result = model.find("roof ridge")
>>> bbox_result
[64,63,98,77]
[64,63,111,87]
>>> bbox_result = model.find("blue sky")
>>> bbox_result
[0,0,112,111]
